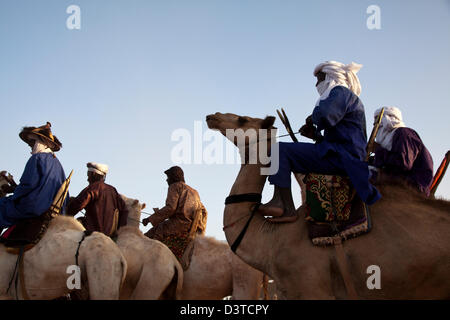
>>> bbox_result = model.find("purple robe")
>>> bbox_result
[374,127,433,194]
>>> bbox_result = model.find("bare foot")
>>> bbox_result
[267,206,298,223]
[267,213,298,223]
[258,198,284,217]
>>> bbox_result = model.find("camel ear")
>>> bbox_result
[133,199,139,206]
[261,116,276,129]
[141,203,146,210]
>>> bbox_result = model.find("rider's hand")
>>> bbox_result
[299,123,315,140]
[1,184,16,194]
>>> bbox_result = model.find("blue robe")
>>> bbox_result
[269,86,381,205]
[0,153,66,228]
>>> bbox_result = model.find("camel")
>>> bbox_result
[180,235,267,300]
[206,112,450,299]
[0,215,127,300]
[117,195,183,299]
[119,195,266,300]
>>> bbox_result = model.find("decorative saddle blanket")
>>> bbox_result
[159,234,195,270]
[303,174,372,246]
[0,211,53,254]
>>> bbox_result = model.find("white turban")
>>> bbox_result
[374,106,405,151]
[87,162,109,176]
[314,61,363,104]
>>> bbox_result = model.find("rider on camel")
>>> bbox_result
[371,106,433,195]
[259,61,381,223]
[0,122,66,230]
[66,162,128,237]
[143,166,207,259]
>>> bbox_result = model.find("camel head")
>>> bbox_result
[120,194,146,228]
[205,112,277,148]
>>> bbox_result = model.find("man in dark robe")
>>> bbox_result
[67,162,128,237]
[371,107,433,195]
[259,61,381,222]
[0,122,66,230]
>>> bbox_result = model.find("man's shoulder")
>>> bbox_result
[330,85,353,97]
[328,85,361,106]
[395,127,421,141]
[28,153,62,169]
[101,182,119,191]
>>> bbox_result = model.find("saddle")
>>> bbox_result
[303,174,372,246]
[0,211,53,254]
[158,204,203,270]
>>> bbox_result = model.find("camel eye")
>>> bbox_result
[238,117,248,126]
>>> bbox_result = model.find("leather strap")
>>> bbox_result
[75,230,93,267]
[224,193,262,253]
[230,203,260,253]
[333,236,358,299]
[225,193,262,205]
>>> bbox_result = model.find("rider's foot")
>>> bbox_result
[267,210,298,223]
[258,186,284,217]
[267,186,298,223]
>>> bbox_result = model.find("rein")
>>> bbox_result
[224,193,262,253]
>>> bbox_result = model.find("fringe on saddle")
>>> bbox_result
[303,174,372,246]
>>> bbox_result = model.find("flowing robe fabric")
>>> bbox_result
[0,153,66,228]
[269,86,381,205]
[67,181,128,236]
[145,181,207,240]
[374,127,433,194]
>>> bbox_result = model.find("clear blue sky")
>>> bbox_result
[1,0,449,240]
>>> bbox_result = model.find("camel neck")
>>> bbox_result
[224,163,272,272]
[229,164,266,195]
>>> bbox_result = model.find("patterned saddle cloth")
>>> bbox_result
[0,212,53,254]
[303,174,372,246]
[159,234,195,271]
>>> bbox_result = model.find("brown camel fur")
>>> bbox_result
[0,216,127,300]
[180,235,267,300]
[206,112,450,299]
[117,195,183,299]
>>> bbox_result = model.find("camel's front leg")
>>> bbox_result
[0,247,17,298]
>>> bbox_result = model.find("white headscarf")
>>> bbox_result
[31,139,52,155]
[314,61,363,105]
[87,162,109,176]
[374,106,405,151]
